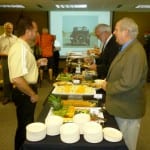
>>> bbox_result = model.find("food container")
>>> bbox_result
[26,122,46,142]
[60,122,80,143]
[45,115,63,136]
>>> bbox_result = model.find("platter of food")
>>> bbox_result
[86,82,102,89]
[81,81,102,90]
[62,99,97,107]
[46,106,104,123]
[53,81,73,87]
[67,52,85,59]
[47,95,104,123]
[52,85,96,95]
[56,73,72,81]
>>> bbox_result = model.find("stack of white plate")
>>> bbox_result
[73,113,90,134]
[26,122,46,142]
[60,122,80,144]
[83,121,103,143]
[103,127,123,142]
[45,115,63,136]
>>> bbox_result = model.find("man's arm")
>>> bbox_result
[0,53,8,56]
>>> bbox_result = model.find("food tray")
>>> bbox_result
[52,85,96,96]
[45,107,104,123]
[56,73,72,81]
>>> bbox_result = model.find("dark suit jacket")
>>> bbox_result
[96,35,120,79]
[106,39,148,119]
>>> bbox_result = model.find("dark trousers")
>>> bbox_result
[1,57,12,99]
[53,51,60,76]
[12,86,37,150]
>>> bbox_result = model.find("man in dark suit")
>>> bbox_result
[88,24,120,79]
[87,24,120,105]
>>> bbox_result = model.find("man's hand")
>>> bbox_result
[101,79,107,91]
[88,63,97,71]
[87,48,101,56]
[37,58,48,67]
[30,94,39,103]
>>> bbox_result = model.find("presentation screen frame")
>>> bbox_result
[49,11,112,57]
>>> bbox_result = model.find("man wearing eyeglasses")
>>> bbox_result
[88,24,120,79]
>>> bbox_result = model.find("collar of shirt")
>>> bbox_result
[103,34,113,50]
[120,39,134,51]
[18,38,33,54]
[3,33,13,38]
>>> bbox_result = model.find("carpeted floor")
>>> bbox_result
[137,82,150,150]
[0,80,150,150]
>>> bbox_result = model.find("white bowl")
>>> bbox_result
[26,122,46,142]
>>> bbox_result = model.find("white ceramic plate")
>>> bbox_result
[26,122,46,142]
[103,127,123,142]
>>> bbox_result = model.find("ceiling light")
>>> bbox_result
[0,4,25,8]
[60,5,65,8]
[56,5,60,8]
[136,5,150,9]
[74,4,87,8]
[55,4,87,9]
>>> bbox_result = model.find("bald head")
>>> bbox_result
[4,22,14,36]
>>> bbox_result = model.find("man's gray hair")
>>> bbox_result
[118,17,139,38]
[95,24,111,33]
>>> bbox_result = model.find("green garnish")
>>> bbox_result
[48,94,63,110]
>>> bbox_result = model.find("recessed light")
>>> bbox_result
[55,4,87,9]
[136,5,150,9]
[0,4,25,8]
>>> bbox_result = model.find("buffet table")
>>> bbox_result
[21,69,128,150]
[22,135,127,150]
[21,98,128,150]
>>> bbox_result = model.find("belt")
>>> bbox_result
[13,83,38,94]
[13,83,37,89]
